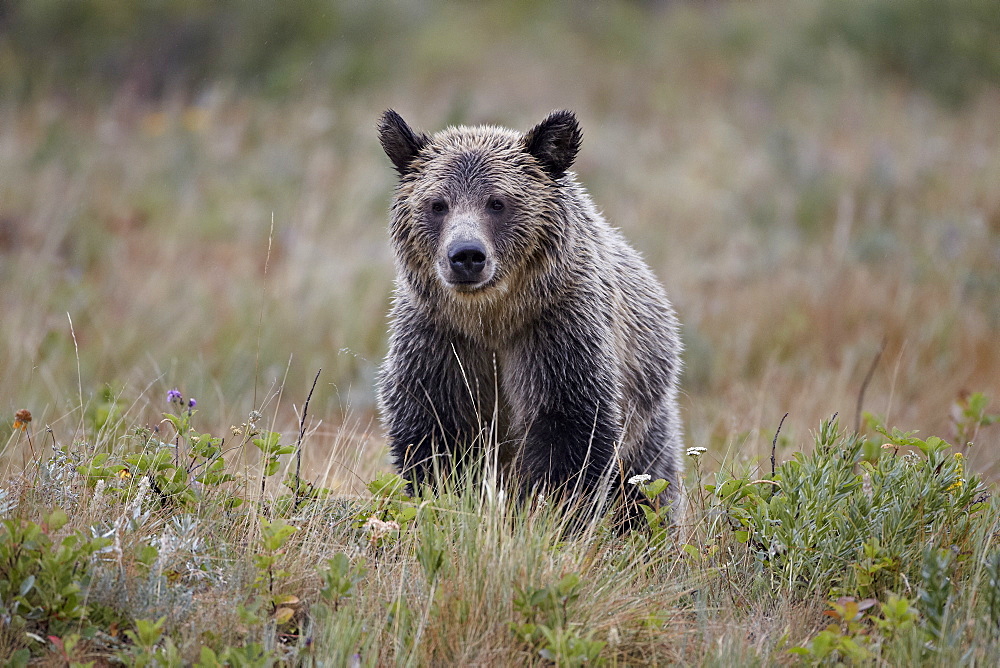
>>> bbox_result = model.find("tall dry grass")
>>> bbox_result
[1,0,998,482]
[0,2,998,663]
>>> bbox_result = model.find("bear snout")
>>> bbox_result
[444,240,491,286]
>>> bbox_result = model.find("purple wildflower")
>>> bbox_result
[188,398,197,408]
[167,389,183,403]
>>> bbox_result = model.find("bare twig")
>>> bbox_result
[854,337,887,434]
[294,369,322,509]
[771,412,788,478]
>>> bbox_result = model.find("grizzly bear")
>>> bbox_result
[376,109,683,515]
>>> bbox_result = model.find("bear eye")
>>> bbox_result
[430,199,447,214]
[488,198,505,212]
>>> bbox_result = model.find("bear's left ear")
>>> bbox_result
[379,109,430,176]
[523,110,582,179]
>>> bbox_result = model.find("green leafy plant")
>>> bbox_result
[712,417,986,599]
[355,472,417,548]
[873,594,920,639]
[631,475,672,547]
[86,384,124,435]
[0,508,112,643]
[536,625,606,667]
[6,383,1000,665]
[75,393,321,516]
[251,516,300,626]
[252,431,296,494]
[119,616,184,667]
[510,572,603,665]
[77,391,240,510]
[46,632,91,668]
[791,593,922,665]
[918,547,957,649]
[789,597,875,664]
[415,521,448,583]
[318,553,367,612]
[952,391,1000,448]
[195,642,274,668]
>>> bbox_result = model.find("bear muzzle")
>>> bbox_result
[441,239,494,290]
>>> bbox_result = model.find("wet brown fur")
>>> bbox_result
[376,110,683,515]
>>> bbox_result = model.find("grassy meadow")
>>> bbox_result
[1,0,999,664]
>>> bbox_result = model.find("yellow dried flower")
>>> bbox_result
[13,408,32,430]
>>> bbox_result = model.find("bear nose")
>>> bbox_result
[447,241,488,282]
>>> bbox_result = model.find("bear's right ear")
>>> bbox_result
[523,110,582,179]
[378,109,430,176]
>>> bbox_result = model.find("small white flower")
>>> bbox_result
[128,476,151,515]
[92,479,106,506]
[536,493,547,508]
[628,474,652,485]
[686,447,708,458]
[363,515,400,542]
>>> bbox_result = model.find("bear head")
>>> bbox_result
[378,110,583,316]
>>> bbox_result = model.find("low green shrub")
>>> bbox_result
[3,390,999,664]
[0,508,112,648]
[711,417,987,601]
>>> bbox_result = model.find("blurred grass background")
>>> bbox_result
[1,0,998,483]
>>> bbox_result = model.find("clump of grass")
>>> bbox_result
[2,390,999,664]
